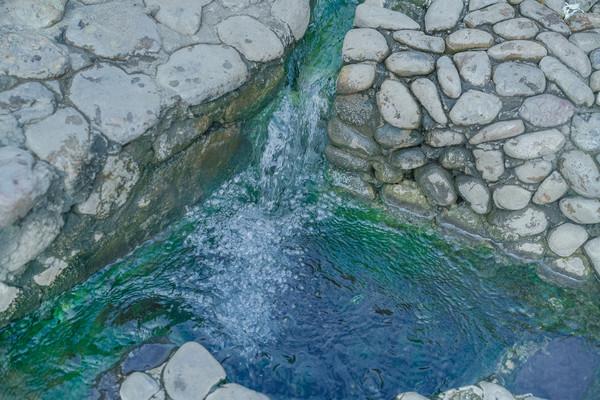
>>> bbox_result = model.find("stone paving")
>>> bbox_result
[328,0,600,289]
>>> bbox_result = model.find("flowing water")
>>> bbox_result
[2,1,600,399]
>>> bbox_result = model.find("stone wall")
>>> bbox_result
[0,0,310,325]
[327,0,600,289]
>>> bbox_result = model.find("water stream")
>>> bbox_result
[1,1,600,399]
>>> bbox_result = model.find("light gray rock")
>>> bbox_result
[206,384,269,400]
[464,3,516,27]
[64,3,161,59]
[395,392,429,400]
[493,18,539,40]
[567,12,600,32]
[217,16,284,62]
[569,32,600,53]
[2,0,67,29]
[342,28,389,62]
[487,40,548,62]
[456,175,491,214]
[515,159,552,183]
[325,145,370,172]
[537,32,592,78]
[329,169,376,200]
[271,0,310,41]
[548,256,591,282]
[571,113,600,152]
[519,94,575,128]
[559,197,600,223]
[591,71,600,92]
[453,51,492,86]
[504,129,565,160]
[519,0,571,34]
[469,119,525,144]
[591,48,600,69]
[584,237,600,275]
[145,0,208,36]
[393,31,446,54]
[33,256,68,287]
[377,79,421,129]
[385,51,436,77]
[533,171,568,204]
[0,282,19,313]
[426,129,465,147]
[493,62,546,97]
[547,223,589,257]
[163,342,226,400]
[327,118,379,157]
[336,63,376,94]
[446,29,495,52]
[24,107,91,194]
[374,124,423,149]
[120,372,161,400]
[478,382,515,400]
[382,181,433,217]
[436,56,462,99]
[439,147,472,171]
[470,0,505,11]
[559,150,600,198]
[0,114,24,147]
[415,164,457,206]
[390,148,427,169]
[410,78,447,125]
[71,64,161,145]
[0,147,52,228]
[354,4,420,30]
[493,184,532,210]
[473,148,505,181]
[425,0,464,32]
[0,82,56,124]
[0,31,69,80]
[489,206,548,238]
[449,90,502,126]
[438,386,484,400]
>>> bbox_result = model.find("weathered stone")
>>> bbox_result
[336,63,376,94]
[488,40,548,62]
[456,175,491,214]
[520,0,570,34]
[0,83,56,124]
[271,0,310,41]
[71,64,161,145]
[515,159,552,183]
[325,145,370,172]
[342,29,389,62]
[504,129,565,160]
[439,386,484,400]
[390,148,427,169]
[473,148,505,181]
[571,113,600,153]
[0,114,24,147]
[145,0,208,36]
[446,29,494,52]
[569,32,600,53]
[567,12,600,32]
[396,392,429,400]
[493,18,539,40]
[217,16,284,62]
[163,342,226,400]
[519,95,575,128]
[560,197,600,224]
[489,206,548,238]
[436,56,462,99]
[329,169,376,200]
[493,185,532,210]
[65,3,161,59]
[449,90,502,126]
[440,147,472,171]
[584,237,600,275]
[334,94,377,128]
[470,119,525,144]
[478,382,515,400]
[374,125,423,149]
[373,160,404,183]
[425,0,464,32]
[453,51,491,86]
[547,256,591,282]
[464,3,515,27]
[415,164,457,206]
[122,343,176,375]
[547,223,589,257]
[533,171,568,204]
[385,51,436,77]
[426,130,465,147]
[393,31,446,54]
[537,32,592,78]
[354,4,420,30]
[377,80,421,129]
[206,384,269,400]
[540,56,594,106]
[327,118,379,157]
[559,150,600,198]
[493,62,546,97]
[120,372,160,400]
[0,31,69,79]
[382,181,433,217]
[410,78,447,125]
[591,71,600,92]
[2,0,67,29]
[0,282,19,313]
[591,48,600,69]
[470,0,505,11]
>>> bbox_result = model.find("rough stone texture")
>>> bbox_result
[493,62,546,97]
[426,130,464,147]
[520,0,570,34]
[559,150,600,198]
[377,80,421,129]
[354,4,420,30]
[488,40,548,62]
[560,197,600,224]
[519,95,575,128]
[504,129,565,160]
[436,56,462,99]
[385,51,436,77]
[0,83,56,124]
[493,18,539,39]
[548,223,589,257]
[410,78,447,125]
[571,113,600,152]
[337,63,376,94]
[537,32,592,78]
[493,185,532,210]
[217,16,284,62]
[454,51,491,86]
[539,57,595,107]
[342,29,389,63]
[469,119,525,144]
[393,31,446,54]
[473,149,504,181]
[446,29,494,52]
[425,0,464,32]
[449,90,501,126]
[533,171,568,204]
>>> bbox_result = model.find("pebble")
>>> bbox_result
[493,18,539,40]
[145,0,207,36]
[0,32,69,80]
[473,148,505,181]
[548,256,591,281]
[426,129,465,147]
[493,185,532,210]
[325,145,370,172]
[390,148,427,170]
[559,150,600,198]
[425,0,464,32]
[336,63,376,94]
[393,31,446,54]
[377,79,421,129]
[385,51,436,77]
[410,78,448,125]
[567,12,600,32]
[436,56,462,99]
[446,29,494,52]
[571,113,600,152]
[519,0,570,34]
[539,57,595,107]
[489,206,548,238]
[439,147,472,171]
[453,51,492,86]
[591,71,600,92]
[560,197,600,224]
[271,0,311,41]
[120,372,160,400]
[342,28,389,62]
[493,61,546,97]
[415,163,457,206]
[469,0,505,11]
[374,125,423,149]
[456,175,491,214]
[504,129,565,160]
[354,4,420,30]
[464,3,515,27]
[487,40,548,62]
[217,16,284,62]
[206,384,270,400]
[584,237,600,274]
[569,31,600,53]
[533,171,568,204]
[327,118,380,157]
[537,32,592,78]
[469,119,525,144]
[0,82,56,124]
[519,94,575,128]
[449,90,502,126]
[514,159,553,183]
[547,223,589,257]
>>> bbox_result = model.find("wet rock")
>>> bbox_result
[539,57,595,106]
[426,129,465,147]
[514,159,552,183]
[493,18,539,40]
[436,56,462,99]
[487,40,548,62]
[390,148,427,170]
[478,382,515,400]
[504,129,565,160]
[122,343,176,375]
[559,150,600,198]
[374,125,423,149]
[425,0,464,32]
[325,145,370,172]
[3,0,67,29]
[453,51,491,86]
[206,383,269,400]
[446,29,494,52]
[385,51,436,77]
[382,181,433,217]
[548,223,589,257]
[145,0,207,36]
[473,148,504,181]
[519,0,570,34]
[373,160,404,183]
[163,342,226,400]
[569,31,600,53]
[439,147,472,171]
[120,372,160,400]
[0,282,19,313]
[533,171,568,204]
[377,80,421,129]
[354,4,420,30]
[567,12,600,32]
[449,90,501,126]
[327,118,379,157]
[493,185,532,210]
[519,94,575,128]
[456,175,491,214]
[469,119,525,144]
[336,63,376,94]
[329,169,376,200]
[489,206,548,238]
[415,164,457,206]
[0,82,56,124]
[395,392,429,400]
[464,3,515,27]
[71,64,161,145]
[334,94,378,128]
[410,78,447,125]
[537,32,592,78]
[559,197,600,224]
[271,0,311,41]
[0,114,24,147]
[393,31,446,54]
[342,28,389,63]
[493,62,546,97]
[217,16,284,63]
[571,113,600,152]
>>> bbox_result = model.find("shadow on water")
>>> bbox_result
[1,0,600,399]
